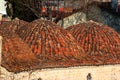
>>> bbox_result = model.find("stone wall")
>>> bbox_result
[57,12,86,29]
[87,4,120,34]
[64,0,86,9]
[101,11,120,33]
[94,0,111,2]
[58,2,120,33]
[1,65,120,80]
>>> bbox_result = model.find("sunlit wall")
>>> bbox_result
[0,0,7,14]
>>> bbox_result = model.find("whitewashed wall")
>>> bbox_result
[0,65,120,80]
[0,0,6,14]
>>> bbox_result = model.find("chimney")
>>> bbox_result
[0,36,2,65]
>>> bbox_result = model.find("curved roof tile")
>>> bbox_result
[66,21,120,65]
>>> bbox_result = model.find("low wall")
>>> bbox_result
[0,65,120,80]
[94,0,111,2]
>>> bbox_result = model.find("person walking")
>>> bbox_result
[87,73,92,80]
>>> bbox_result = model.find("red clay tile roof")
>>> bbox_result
[16,19,85,61]
[0,19,86,72]
[1,19,120,72]
[2,17,11,22]
[0,27,40,72]
[66,21,120,65]
[1,19,28,33]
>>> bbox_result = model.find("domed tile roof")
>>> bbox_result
[1,19,28,32]
[0,26,39,72]
[16,19,85,68]
[66,21,120,65]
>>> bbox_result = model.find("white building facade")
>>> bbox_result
[0,65,120,80]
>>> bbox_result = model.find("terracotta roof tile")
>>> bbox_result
[17,19,86,60]
[66,21,120,65]
[17,19,85,59]
[0,19,86,72]
[1,19,28,33]
[1,19,120,72]
[0,26,39,72]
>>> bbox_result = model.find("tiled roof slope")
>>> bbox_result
[0,26,39,72]
[1,19,28,32]
[66,21,120,65]
[16,19,86,69]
